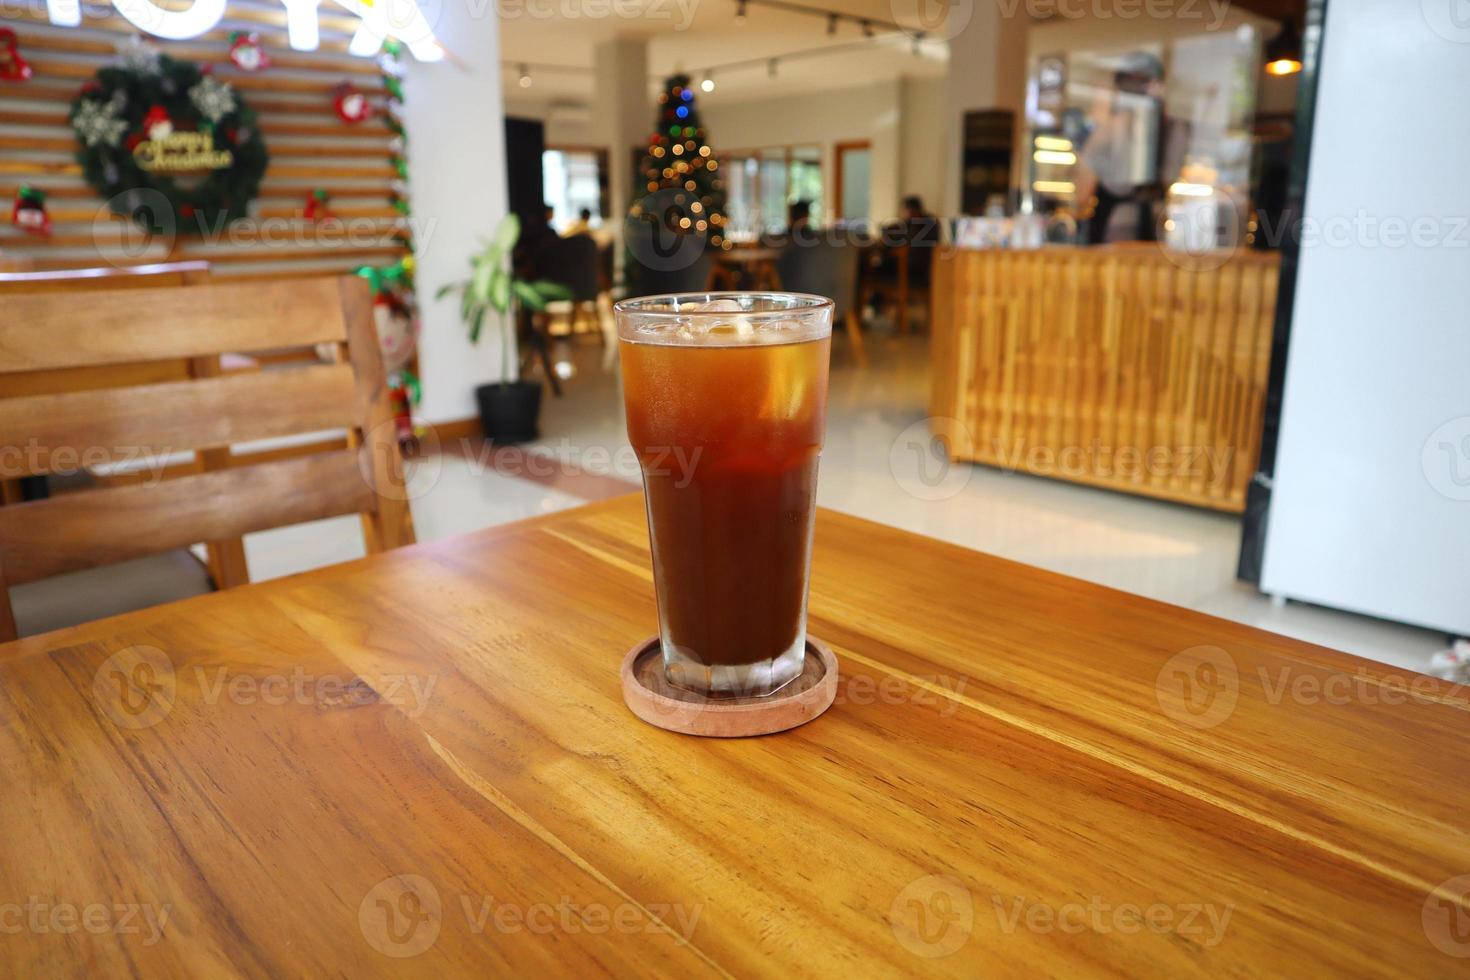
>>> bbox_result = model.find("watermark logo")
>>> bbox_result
[360,417,441,503]
[359,874,442,958]
[1422,0,1470,43]
[626,188,710,273]
[1422,417,1470,501]
[889,875,973,958]
[0,898,171,946]
[889,0,971,42]
[92,645,176,730]
[1155,645,1238,730]
[889,417,974,501]
[992,895,1232,947]
[1422,875,1470,958]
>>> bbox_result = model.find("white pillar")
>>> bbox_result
[402,2,511,420]
[592,37,649,250]
[942,2,1029,215]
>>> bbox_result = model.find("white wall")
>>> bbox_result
[402,6,509,423]
[701,79,940,224]
[1259,0,1470,635]
[900,76,946,214]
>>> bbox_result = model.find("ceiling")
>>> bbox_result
[497,0,1298,110]
[498,0,948,108]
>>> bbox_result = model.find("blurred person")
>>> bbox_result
[1075,52,1190,244]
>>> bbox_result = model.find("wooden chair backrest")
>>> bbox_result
[0,275,415,641]
[0,263,214,397]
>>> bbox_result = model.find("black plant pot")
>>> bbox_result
[475,381,542,444]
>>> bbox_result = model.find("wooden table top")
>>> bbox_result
[2,494,1467,976]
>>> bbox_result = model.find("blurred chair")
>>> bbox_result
[623,218,713,297]
[0,276,414,640]
[775,237,868,367]
[0,261,252,589]
[536,233,606,344]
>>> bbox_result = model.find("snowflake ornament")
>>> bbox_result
[116,36,161,75]
[188,74,236,123]
[72,97,129,148]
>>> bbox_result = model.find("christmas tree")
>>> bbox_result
[630,73,727,250]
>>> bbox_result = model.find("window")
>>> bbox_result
[720,145,823,238]
[542,148,605,232]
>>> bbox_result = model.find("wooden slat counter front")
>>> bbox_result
[930,245,1280,512]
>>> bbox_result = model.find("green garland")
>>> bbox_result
[70,53,268,235]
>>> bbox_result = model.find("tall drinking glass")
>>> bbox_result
[616,292,833,698]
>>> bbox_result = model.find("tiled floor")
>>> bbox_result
[245,330,1448,674]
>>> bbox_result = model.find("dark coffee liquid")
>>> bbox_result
[621,336,830,669]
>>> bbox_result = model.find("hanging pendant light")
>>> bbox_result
[1264,17,1302,76]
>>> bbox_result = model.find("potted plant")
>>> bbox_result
[437,214,571,443]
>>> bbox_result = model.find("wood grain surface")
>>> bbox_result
[0,494,1466,977]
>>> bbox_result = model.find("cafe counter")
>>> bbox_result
[929,244,1280,513]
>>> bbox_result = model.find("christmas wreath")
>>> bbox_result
[70,47,268,234]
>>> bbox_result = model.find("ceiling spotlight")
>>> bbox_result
[861,19,874,38]
[517,64,532,88]
[701,74,715,92]
[735,0,747,22]
[767,58,777,79]
[827,12,837,35]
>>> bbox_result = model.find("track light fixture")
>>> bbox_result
[735,0,747,22]
[517,63,531,88]
[827,12,837,35]
[861,19,874,37]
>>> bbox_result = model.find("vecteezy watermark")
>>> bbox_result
[1423,875,1470,958]
[89,189,439,270]
[360,875,442,958]
[357,875,703,958]
[1156,646,1466,730]
[889,417,975,502]
[991,895,1233,947]
[991,440,1233,489]
[1421,0,1470,44]
[492,0,700,29]
[93,646,177,730]
[1,440,176,489]
[889,875,974,958]
[833,672,969,717]
[1422,416,1470,501]
[1155,645,1240,730]
[0,898,171,946]
[457,438,698,488]
[92,647,439,729]
[991,0,1231,30]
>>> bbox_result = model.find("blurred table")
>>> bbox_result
[706,244,783,291]
[0,494,1465,975]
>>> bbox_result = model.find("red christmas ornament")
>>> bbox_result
[11,185,50,236]
[332,82,372,125]
[0,28,31,82]
[228,32,269,72]
[142,105,174,141]
[304,188,334,222]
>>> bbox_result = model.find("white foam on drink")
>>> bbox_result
[621,296,831,348]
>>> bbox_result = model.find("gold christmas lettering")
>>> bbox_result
[133,131,233,172]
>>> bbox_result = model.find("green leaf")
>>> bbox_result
[529,279,573,301]
[512,280,548,311]
[434,282,460,300]
[492,213,521,253]
[471,255,495,303]
[469,307,486,344]
[489,265,511,314]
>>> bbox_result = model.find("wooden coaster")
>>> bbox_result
[620,637,838,738]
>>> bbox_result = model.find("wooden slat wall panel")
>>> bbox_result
[0,2,409,277]
[929,246,1281,513]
